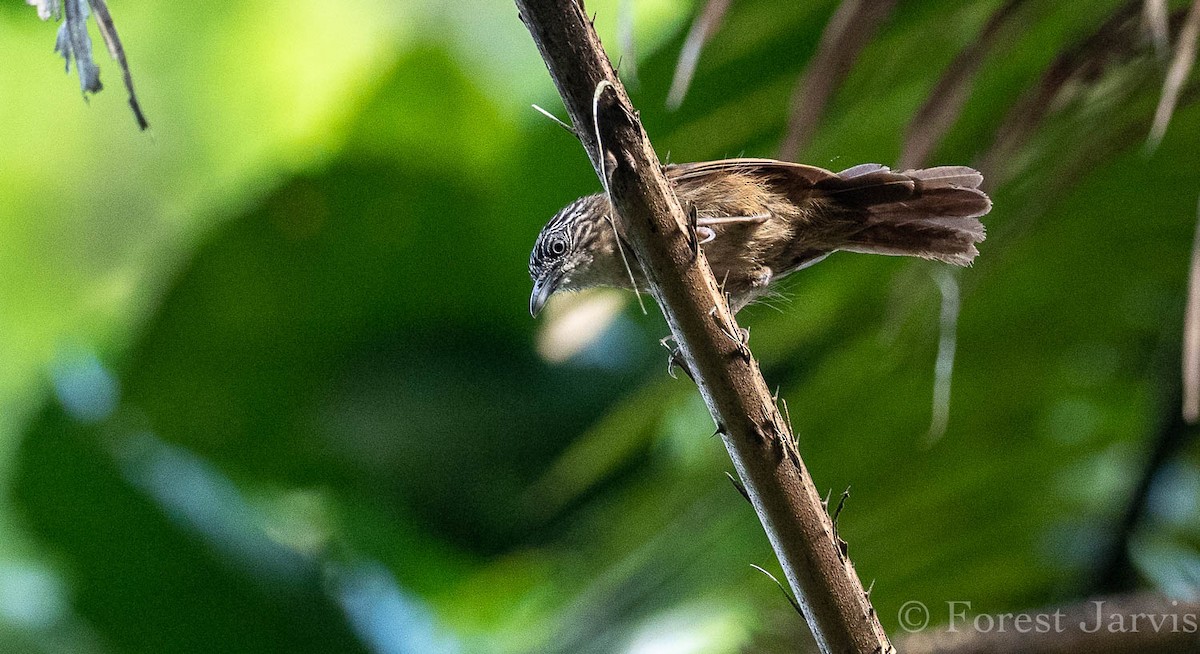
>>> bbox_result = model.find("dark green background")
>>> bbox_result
[0,0,1197,652]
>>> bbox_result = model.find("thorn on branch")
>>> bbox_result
[761,401,780,437]
[709,307,751,362]
[686,204,702,261]
[712,420,726,438]
[763,393,802,468]
[661,336,696,381]
[832,488,851,558]
[726,471,751,503]
[832,487,850,532]
[749,422,769,444]
[750,564,804,617]
[532,103,578,137]
[781,438,802,469]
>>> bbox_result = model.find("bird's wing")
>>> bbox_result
[666,158,980,210]
[665,158,834,188]
[667,158,908,208]
[666,158,990,268]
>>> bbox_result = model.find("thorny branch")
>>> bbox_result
[515,1,892,652]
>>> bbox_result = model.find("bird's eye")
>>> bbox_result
[549,236,568,256]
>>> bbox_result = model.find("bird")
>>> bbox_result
[529,158,991,317]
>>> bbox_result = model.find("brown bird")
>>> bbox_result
[529,158,990,316]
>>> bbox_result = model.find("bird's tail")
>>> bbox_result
[817,164,991,266]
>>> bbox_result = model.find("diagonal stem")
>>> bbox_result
[515,1,892,652]
[778,0,897,162]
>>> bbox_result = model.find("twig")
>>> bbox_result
[1146,0,1170,60]
[666,0,733,110]
[899,0,1027,169]
[1095,256,1200,591]
[88,0,149,130]
[1097,384,1196,592]
[778,0,897,162]
[976,1,1143,187]
[1186,194,1200,423]
[30,0,149,129]
[1147,0,1200,151]
[58,0,101,94]
[515,2,893,652]
[1142,0,1200,150]
[927,269,961,443]
[617,0,639,87]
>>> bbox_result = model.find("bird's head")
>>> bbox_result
[529,195,613,316]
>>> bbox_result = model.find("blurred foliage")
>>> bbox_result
[1,0,1199,653]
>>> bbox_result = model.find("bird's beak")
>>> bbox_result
[530,272,560,317]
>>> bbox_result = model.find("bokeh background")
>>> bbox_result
[2,0,1200,652]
